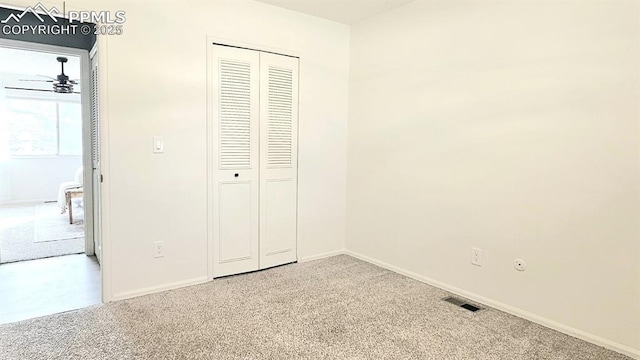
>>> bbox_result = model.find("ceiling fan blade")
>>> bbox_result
[5,86,54,92]
[5,86,81,94]
[19,79,55,82]
[69,80,79,85]
[36,74,57,80]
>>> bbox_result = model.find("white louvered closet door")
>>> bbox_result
[90,51,102,263]
[258,53,299,269]
[211,45,260,277]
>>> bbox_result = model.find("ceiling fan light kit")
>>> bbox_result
[53,82,74,93]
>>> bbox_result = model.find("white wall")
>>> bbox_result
[347,0,639,355]
[2,0,349,299]
[0,156,82,203]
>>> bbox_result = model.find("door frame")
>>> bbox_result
[206,36,302,280]
[0,38,95,253]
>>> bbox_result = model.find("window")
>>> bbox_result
[5,98,82,156]
[58,102,83,155]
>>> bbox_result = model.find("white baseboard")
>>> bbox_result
[299,249,345,263]
[111,249,348,301]
[112,276,209,301]
[344,250,640,360]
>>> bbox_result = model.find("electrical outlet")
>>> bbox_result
[514,258,526,271]
[153,241,165,258]
[471,248,483,266]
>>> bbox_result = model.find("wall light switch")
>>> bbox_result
[153,136,164,153]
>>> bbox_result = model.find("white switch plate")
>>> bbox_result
[153,136,164,153]
[153,241,165,258]
[471,248,483,266]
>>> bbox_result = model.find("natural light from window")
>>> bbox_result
[5,98,82,156]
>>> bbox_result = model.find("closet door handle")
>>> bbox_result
[234,173,239,178]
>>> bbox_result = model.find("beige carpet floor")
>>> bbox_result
[0,255,631,359]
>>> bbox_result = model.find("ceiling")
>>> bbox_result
[0,47,81,93]
[254,0,415,24]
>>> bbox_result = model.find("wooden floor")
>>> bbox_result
[0,254,101,324]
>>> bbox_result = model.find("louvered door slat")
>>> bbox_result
[219,59,253,169]
[266,66,294,168]
[90,66,99,164]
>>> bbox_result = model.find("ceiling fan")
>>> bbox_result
[17,56,79,94]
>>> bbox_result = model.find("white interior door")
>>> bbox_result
[90,49,102,263]
[211,45,260,277]
[258,53,299,269]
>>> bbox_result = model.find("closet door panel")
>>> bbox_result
[211,45,260,277]
[218,181,254,262]
[263,179,297,257]
[259,53,299,269]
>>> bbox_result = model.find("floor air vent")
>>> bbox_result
[460,303,481,312]
[443,296,482,312]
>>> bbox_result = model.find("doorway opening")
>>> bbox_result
[0,41,101,324]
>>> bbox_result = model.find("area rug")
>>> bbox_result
[34,203,84,242]
[0,204,84,264]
